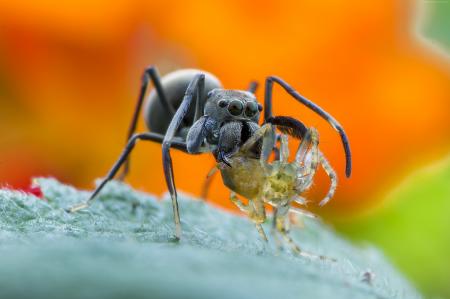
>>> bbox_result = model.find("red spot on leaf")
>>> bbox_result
[25,185,43,199]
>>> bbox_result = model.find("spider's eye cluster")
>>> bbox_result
[218,99,228,108]
[228,100,244,116]
[218,98,262,118]
[245,102,258,117]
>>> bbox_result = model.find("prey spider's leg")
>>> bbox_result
[318,151,337,206]
[295,128,320,193]
[264,76,352,177]
[273,204,297,251]
[272,204,288,234]
[248,199,268,242]
[119,66,175,180]
[255,224,268,242]
[247,81,259,94]
[271,207,284,250]
[66,132,187,213]
[279,134,289,163]
[295,129,312,163]
[162,73,205,239]
[304,128,320,186]
[229,192,248,213]
[200,164,218,201]
[239,123,275,163]
[231,192,268,242]
[274,204,333,260]
[293,195,308,206]
[289,205,319,220]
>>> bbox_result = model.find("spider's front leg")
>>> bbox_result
[264,76,352,178]
[161,74,206,239]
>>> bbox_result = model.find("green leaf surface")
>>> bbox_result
[337,157,450,299]
[0,178,421,299]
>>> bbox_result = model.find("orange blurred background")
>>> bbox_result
[0,0,449,216]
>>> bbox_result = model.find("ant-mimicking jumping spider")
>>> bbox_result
[67,67,352,249]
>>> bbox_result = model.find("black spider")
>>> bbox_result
[67,66,351,240]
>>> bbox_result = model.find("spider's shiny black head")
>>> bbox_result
[205,89,262,123]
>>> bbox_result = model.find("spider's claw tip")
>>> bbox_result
[217,151,232,167]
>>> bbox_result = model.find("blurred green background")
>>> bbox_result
[337,156,450,298]
[336,3,450,298]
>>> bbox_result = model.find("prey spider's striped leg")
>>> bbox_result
[119,66,175,181]
[295,129,312,163]
[274,204,333,261]
[289,205,319,220]
[295,128,320,193]
[239,123,275,162]
[272,204,302,252]
[229,191,248,213]
[271,207,284,251]
[318,152,337,207]
[264,76,352,177]
[249,199,269,242]
[230,192,268,242]
[66,132,188,213]
[278,134,290,163]
[162,73,206,240]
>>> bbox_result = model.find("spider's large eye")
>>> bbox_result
[217,99,228,108]
[245,102,258,117]
[228,100,244,116]
[258,103,263,112]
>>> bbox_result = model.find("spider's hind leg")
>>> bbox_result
[66,132,187,213]
[118,66,173,181]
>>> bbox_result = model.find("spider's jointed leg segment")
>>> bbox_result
[162,73,206,239]
[318,152,337,207]
[66,132,187,213]
[264,76,352,178]
[229,191,249,213]
[119,66,174,180]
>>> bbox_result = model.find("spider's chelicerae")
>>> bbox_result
[67,67,352,251]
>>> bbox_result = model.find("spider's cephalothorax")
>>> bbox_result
[187,89,264,165]
[67,66,352,242]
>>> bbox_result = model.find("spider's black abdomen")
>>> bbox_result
[144,69,222,138]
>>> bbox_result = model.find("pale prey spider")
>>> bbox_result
[216,121,336,258]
